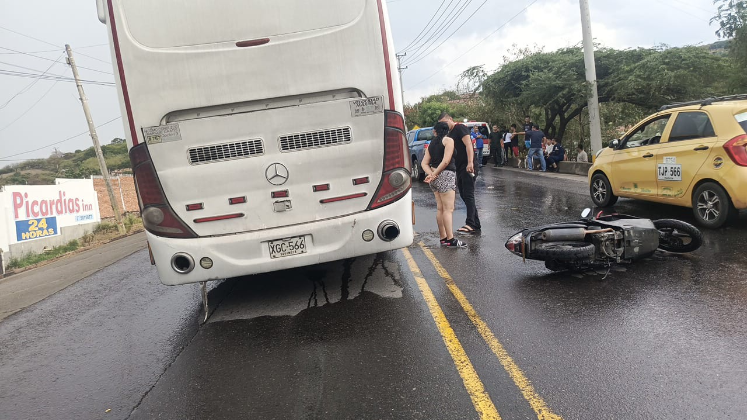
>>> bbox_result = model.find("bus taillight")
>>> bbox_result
[129,143,197,238]
[368,111,411,210]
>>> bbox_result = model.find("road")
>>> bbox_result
[1,166,746,420]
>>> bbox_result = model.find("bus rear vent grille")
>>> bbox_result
[188,139,264,164]
[279,127,352,152]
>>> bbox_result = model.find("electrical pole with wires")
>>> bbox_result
[396,52,407,119]
[65,44,125,234]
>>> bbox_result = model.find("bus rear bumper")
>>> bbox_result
[147,193,414,285]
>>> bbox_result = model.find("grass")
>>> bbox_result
[7,240,80,270]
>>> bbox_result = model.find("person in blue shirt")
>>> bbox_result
[470,126,485,173]
[545,137,566,172]
[525,124,547,171]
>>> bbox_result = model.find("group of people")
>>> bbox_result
[421,114,591,249]
[487,116,590,171]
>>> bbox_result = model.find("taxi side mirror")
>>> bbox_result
[609,139,620,149]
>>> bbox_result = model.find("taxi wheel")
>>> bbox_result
[692,182,736,228]
[590,173,618,207]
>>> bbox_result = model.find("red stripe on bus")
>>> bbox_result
[320,192,368,204]
[375,0,395,110]
[194,213,244,223]
[236,38,270,48]
[107,0,139,145]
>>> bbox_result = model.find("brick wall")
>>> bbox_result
[92,175,139,218]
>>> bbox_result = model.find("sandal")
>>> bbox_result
[457,225,475,233]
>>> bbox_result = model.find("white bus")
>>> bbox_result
[96,0,413,286]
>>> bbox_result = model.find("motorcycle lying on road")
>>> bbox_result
[505,209,702,272]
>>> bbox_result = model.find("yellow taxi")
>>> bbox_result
[589,95,747,228]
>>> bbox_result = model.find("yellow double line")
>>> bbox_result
[402,243,562,420]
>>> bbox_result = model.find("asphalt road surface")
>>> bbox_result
[1,166,746,420]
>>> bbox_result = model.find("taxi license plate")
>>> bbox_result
[268,236,307,259]
[658,163,682,181]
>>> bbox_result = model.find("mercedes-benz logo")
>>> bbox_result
[265,163,289,185]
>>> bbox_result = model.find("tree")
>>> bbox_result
[110,137,126,144]
[711,0,747,89]
[481,46,732,140]
[456,65,488,96]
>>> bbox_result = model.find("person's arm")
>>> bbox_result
[462,134,475,172]
[421,147,432,174]
[424,137,455,182]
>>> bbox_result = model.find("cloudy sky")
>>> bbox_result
[0,0,721,164]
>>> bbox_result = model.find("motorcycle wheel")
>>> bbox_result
[654,219,703,253]
[533,241,595,261]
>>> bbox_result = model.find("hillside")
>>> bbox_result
[0,138,131,187]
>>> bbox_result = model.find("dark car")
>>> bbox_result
[407,127,434,181]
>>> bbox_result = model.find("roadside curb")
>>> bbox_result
[0,228,145,281]
[484,164,588,183]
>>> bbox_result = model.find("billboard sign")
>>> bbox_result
[2,180,101,244]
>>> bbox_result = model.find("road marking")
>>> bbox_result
[418,242,563,420]
[401,248,501,420]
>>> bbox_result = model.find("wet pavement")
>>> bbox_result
[1,166,746,419]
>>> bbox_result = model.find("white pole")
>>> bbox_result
[66,44,125,234]
[396,52,407,112]
[579,0,603,157]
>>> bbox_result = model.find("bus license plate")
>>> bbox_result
[268,236,307,259]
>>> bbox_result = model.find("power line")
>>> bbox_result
[402,0,477,64]
[404,0,489,66]
[0,116,122,160]
[408,0,538,90]
[398,0,448,52]
[0,53,63,110]
[0,78,61,133]
[0,69,115,86]
[0,25,112,65]
[0,48,61,55]
[654,0,709,21]
[0,47,113,75]
[400,0,462,54]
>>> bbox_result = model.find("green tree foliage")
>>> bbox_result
[712,0,747,89]
[481,45,732,139]
[0,138,132,187]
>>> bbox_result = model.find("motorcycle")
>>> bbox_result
[505,209,702,272]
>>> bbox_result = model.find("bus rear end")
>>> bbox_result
[97,0,413,285]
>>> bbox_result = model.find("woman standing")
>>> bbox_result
[422,122,467,248]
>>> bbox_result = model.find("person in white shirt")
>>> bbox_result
[577,144,588,162]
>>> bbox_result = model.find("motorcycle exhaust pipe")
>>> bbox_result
[541,228,615,242]
[541,228,587,242]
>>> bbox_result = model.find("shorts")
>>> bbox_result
[429,169,457,193]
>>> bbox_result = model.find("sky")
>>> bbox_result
[0,0,722,165]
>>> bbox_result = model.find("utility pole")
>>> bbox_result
[395,52,407,115]
[65,44,125,234]
[579,0,603,158]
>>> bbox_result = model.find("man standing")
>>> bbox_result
[489,124,503,167]
[438,112,480,233]
[502,126,514,165]
[510,124,520,161]
[522,116,533,143]
[470,126,485,173]
[526,124,547,172]
[576,144,588,162]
